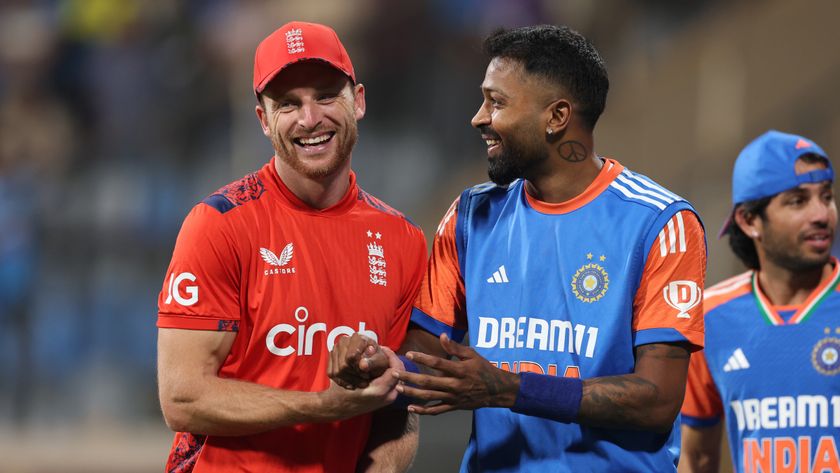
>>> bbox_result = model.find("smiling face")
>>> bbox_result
[470,57,550,186]
[748,159,837,272]
[256,61,365,180]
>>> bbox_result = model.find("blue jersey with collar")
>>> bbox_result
[412,159,707,472]
[683,267,840,473]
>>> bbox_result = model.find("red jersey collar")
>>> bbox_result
[261,157,359,215]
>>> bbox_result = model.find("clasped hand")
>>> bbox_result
[328,333,519,415]
[322,342,403,419]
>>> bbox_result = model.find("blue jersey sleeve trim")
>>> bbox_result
[633,327,689,347]
[410,308,467,342]
[681,414,721,428]
[203,194,235,214]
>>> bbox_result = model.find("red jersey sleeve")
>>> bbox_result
[157,204,241,331]
[410,198,468,341]
[632,210,706,350]
[382,224,428,350]
[681,349,724,426]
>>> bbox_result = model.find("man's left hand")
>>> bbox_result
[328,333,390,389]
[393,334,519,415]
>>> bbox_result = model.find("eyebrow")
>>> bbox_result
[782,182,832,195]
[480,85,509,98]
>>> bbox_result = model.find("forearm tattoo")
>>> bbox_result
[577,344,689,429]
[636,344,690,361]
[579,376,658,427]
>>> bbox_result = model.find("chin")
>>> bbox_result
[792,253,832,271]
[282,152,349,179]
[487,163,522,186]
[301,162,345,179]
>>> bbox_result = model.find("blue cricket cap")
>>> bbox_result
[719,130,832,237]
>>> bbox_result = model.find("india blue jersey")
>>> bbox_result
[683,266,840,473]
[413,159,707,472]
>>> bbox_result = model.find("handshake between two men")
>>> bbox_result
[327,331,521,414]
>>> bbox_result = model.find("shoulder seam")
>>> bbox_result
[704,273,751,299]
[357,188,419,229]
[468,180,514,197]
[704,275,752,313]
[607,170,688,212]
[622,169,682,200]
[202,172,266,214]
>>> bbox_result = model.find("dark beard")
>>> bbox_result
[487,143,548,186]
[762,230,832,272]
[767,249,829,272]
[487,148,525,186]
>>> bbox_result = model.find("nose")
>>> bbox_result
[808,196,834,226]
[471,101,490,129]
[297,100,323,130]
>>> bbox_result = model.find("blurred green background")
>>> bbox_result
[2,0,839,471]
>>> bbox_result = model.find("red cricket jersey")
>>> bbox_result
[157,158,427,473]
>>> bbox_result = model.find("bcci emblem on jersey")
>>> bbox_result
[812,333,840,376]
[571,262,609,303]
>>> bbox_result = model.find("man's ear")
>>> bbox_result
[353,83,366,121]
[255,100,271,137]
[734,206,762,239]
[545,99,572,136]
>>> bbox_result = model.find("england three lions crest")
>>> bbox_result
[366,230,387,286]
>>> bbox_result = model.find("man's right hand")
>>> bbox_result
[321,346,402,418]
[329,333,392,389]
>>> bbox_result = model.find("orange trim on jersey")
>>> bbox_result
[524,159,624,214]
[413,198,467,331]
[752,257,840,325]
[262,157,359,215]
[681,349,723,419]
[706,271,751,291]
[632,210,706,349]
[703,272,752,314]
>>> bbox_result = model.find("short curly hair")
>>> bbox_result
[483,25,609,130]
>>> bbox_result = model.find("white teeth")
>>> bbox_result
[299,134,331,145]
[485,139,500,146]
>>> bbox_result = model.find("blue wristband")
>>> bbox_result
[511,372,582,423]
[392,355,421,409]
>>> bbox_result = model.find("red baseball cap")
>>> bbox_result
[253,21,356,94]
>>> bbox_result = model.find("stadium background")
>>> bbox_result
[1,0,839,471]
